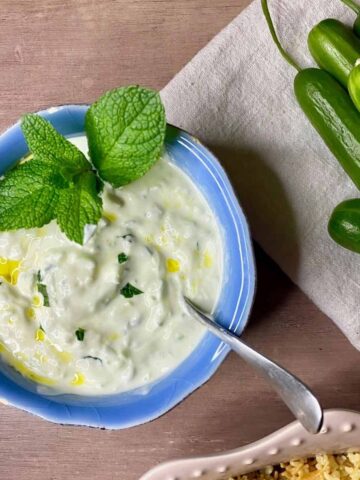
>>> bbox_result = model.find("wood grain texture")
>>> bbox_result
[0,1,359,479]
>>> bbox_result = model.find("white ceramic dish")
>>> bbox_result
[140,409,360,480]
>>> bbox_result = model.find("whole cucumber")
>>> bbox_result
[295,68,360,190]
[308,19,360,88]
[329,199,360,253]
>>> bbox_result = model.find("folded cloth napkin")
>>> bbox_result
[161,0,360,349]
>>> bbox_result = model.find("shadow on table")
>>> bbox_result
[208,142,301,329]
[246,244,297,333]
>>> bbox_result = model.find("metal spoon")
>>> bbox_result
[184,297,323,434]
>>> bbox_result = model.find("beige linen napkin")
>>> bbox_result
[161,1,360,349]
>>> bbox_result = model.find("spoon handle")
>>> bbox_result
[184,298,323,434]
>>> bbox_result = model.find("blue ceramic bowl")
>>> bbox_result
[0,105,256,429]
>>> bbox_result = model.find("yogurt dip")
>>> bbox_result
[0,136,223,395]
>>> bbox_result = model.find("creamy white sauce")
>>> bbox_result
[0,136,223,395]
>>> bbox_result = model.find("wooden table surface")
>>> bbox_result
[0,1,359,479]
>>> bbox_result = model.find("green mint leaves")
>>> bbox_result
[85,86,166,187]
[56,171,102,244]
[17,114,101,245]
[22,114,90,179]
[0,85,166,245]
[0,159,66,230]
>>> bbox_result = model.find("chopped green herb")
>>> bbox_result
[37,280,50,307]
[118,252,128,264]
[75,328,86,341]
[120,283,143,299]
[39,325,45,332]
[36,271,42,282]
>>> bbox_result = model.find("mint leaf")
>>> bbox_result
[120,282,143,298]
[56,171,102,245]
[21,115,102,244]
[0,159,67,230]
[118,252,128,264]
[85,86,166,187]
[21,114,90,179]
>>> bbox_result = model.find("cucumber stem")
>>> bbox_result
[261,0,301,72]
[340,0,360,14]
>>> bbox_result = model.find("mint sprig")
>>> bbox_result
[0,85,166,245]
[20,114,101,244]
[85,86,166,187]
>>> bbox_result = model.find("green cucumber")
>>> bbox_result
[329,199,360,253]
[308,19,360,88]
[295,68,360,190]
